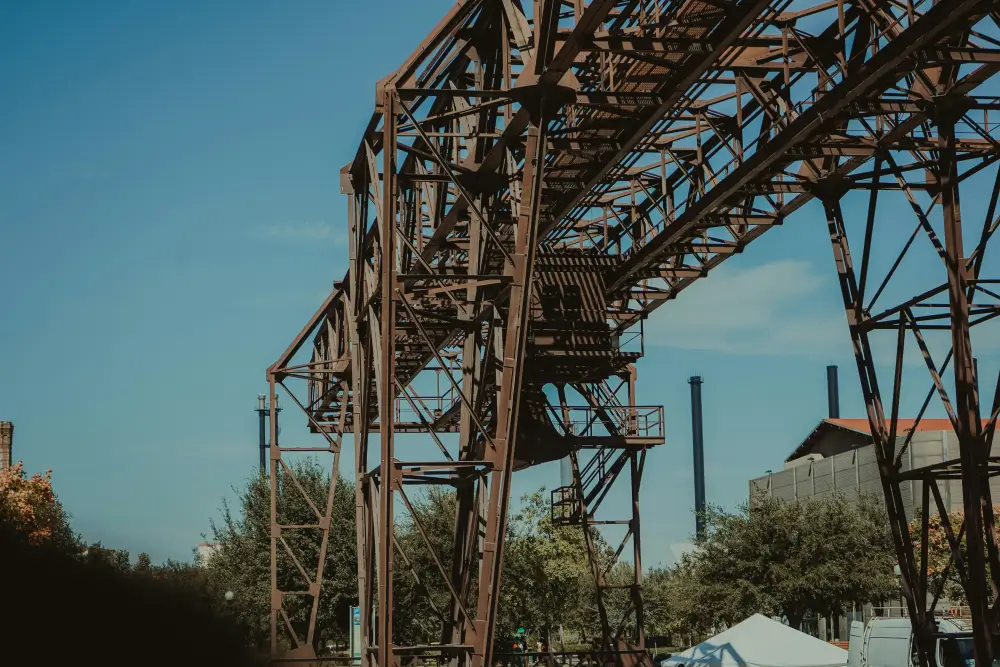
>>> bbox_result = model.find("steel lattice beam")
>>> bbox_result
[268,1,1000,666]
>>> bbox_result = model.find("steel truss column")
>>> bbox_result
[270,376,280,654]
[821,83,1000,664]
[939,108,993,667]
[446,172,487,658]
[377,87,400,667]
[823,196,932,665]
[472,114,549,667]
[629,368,645,649]
[555,369,651,666]
[266,295,351,660]
[347,163,375,667]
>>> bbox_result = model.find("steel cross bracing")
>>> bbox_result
[266,0,1000,666]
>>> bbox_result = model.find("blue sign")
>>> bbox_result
[350,606,361,663]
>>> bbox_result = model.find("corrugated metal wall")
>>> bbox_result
[748,430,981,520]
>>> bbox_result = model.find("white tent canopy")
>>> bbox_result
[663,614,849,667]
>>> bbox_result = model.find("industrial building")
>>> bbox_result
[748,418,984,519]
[195,542,220,567]
[749,367,991,519]
[747,367,992,642]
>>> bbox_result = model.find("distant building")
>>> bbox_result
[742,366,998,641]
[0,421,13,471]
[749,418,993,521]
[748,413,992,642]
[196,542,221,567]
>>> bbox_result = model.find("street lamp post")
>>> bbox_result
[894,564,903,617]
[256,394,280,475]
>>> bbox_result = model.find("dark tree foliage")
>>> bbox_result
[206,460,357,651]
[1,523,261,667]
[391,485,464,645]
[81,541,132,571]
[684,493,898,632]
[641,565,672,638]
[501,489,600,644]
[389,486,600,646]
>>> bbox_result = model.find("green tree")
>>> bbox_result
[390,485,465,645]
[82,542,132,571]
[590,562,674,645]
[207,461,356,651]
[387,485,598,648]
[689,493,898,631]
[640,565,671,639]
[499,489,595,645]
[134,552,154,573]
[661,554,715,644]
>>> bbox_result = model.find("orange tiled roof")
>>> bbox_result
[823,418,988,434]
[785,418,991,462]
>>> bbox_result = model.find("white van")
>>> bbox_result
[847,618,977,667]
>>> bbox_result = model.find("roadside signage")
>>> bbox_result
[350,606,361,664]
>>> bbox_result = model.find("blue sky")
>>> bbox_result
[1,0,997,567]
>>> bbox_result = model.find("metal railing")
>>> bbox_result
[546,404,665,442]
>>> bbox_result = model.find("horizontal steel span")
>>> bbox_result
[267,2,1000,666]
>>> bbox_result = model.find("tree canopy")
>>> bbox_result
[388,485,602,646]
[0,461,77,550]
[7,453,912,656]
[205,459,357,651]
[500,489,598,643]
[667,493,898,634]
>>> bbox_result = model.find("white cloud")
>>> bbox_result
[645,259,847,358]
[643,257,1000,366]
[259,222,346,244]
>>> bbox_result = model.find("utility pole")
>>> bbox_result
[256,394,280,475]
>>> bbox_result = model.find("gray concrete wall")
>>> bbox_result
[749,430,979,520]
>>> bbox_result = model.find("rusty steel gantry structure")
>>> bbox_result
[266,1,1000,666]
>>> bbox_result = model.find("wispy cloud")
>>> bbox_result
[644,258,999,366]
[646,259,847,358]
[258,222,346,244]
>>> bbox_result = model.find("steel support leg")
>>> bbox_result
[472,118,548,667]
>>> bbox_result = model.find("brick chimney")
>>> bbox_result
[0,422,13,471]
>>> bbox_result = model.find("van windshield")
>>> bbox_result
[939,637,974,667]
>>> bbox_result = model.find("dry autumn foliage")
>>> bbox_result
[0,461,74,546]
[910,504,1000,604]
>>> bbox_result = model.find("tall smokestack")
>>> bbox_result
[827,365,840,419]
[257,395,267,475]
[689,377,706,540]
[0,422,12,471]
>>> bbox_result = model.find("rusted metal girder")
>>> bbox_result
[268,1,1000,666]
